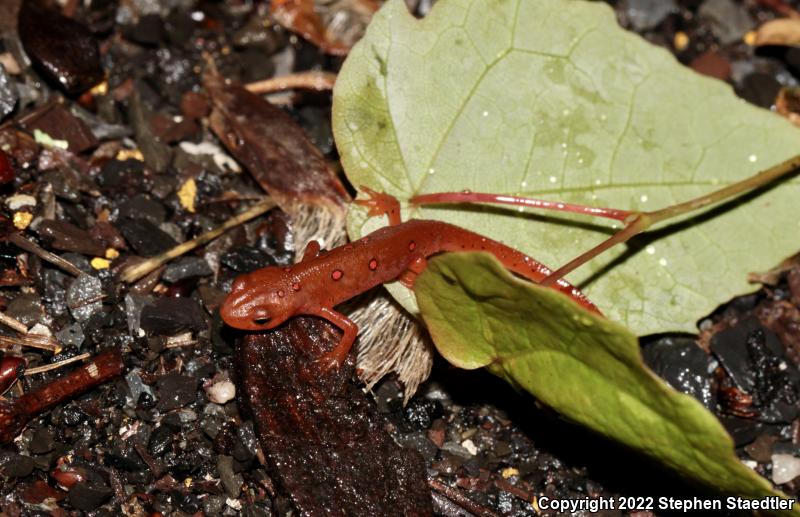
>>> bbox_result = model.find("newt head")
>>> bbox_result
[220,267,300,330]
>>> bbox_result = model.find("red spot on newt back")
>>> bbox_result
[277,289,285,297]
[408,241,416,251]
[292,282,301,291]
[332,269,343,280]
[369,258,378,270]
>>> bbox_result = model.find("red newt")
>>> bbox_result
[220,190,600,368]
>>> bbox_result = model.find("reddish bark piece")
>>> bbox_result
[270,0,350,56]
[0,356,25,394]
[19,479,66,504]
[205,73,349,210]
[235,318,432,516]
[0,348,124,444]
[0,149,13,185]
[690,50,732,82]
[0,129,40,166]
[19,103,98,153]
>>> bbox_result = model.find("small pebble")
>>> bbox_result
[204,377,236,404]
[772,453,800,484]
[5,194,36,210]
[0,64,16,122]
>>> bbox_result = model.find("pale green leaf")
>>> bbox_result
[333,0,800,335]
[415,252,797,513]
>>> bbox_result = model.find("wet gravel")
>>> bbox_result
[0,0,796,515]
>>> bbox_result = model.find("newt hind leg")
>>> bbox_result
[354,186,402,226]
[313,306,359,370]
[398,256,428,288]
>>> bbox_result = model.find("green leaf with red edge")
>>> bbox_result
[414,252,798,514]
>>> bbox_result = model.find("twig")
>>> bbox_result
[119,197,275,283]
[0,348,124,444]
[245,71,337,94]
[165,332,197,348]
[24,353,91,375]
[543,153,800,285]
[7,232,83,277]
[0,334,61,353]
[428,479,501,517]
[493,478,533,503]
[0,312,27,334]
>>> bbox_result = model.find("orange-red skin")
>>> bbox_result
[221,193,599,367]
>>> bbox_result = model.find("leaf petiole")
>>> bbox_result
[408,153,800,287]
[543,153,800,285]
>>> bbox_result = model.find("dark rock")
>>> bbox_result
[745,434,778,463]
[129,91,172,173]
[68,481,112,511]
[164,8,194,46]
[118,194,167,225]
[404,398,443,430]
[238,47,275,83]
[396,432,438,463]
[140,297,206,335]
[18,1,103,95]
[124,293,151,336]
[61,405,85,426]
[217,455,243,498]
[746,329,800,423]
[37,220,106,257]
[156,372,197,411]
[0,64,17,121]
[373,379,404,414]
[0,452,35,477]
[232,13,286,53]
[623,0,676,31]
[118,218,178,256]
[719,416,761,447]
[149,425,173,456]
[97,159,145,189]
[84,0,117,34]
[127,14,165,46]
[736,73,782,109]
[203,495,225,515]
[711,318,784,393]
[699,0,755,45]
[163,256,213,282]
[221,247,276,272]
[56,322,84,347]
[29,428,54,454]
[5,293,45,326]
[66,274,103,323]
[242,503,272,517]
[641,336,716,409]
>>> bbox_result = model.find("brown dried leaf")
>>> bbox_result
[270,0,365,55]
[205,72,348,211]
[754,17,800,46]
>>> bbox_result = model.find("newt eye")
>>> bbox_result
[253,317,270,326]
